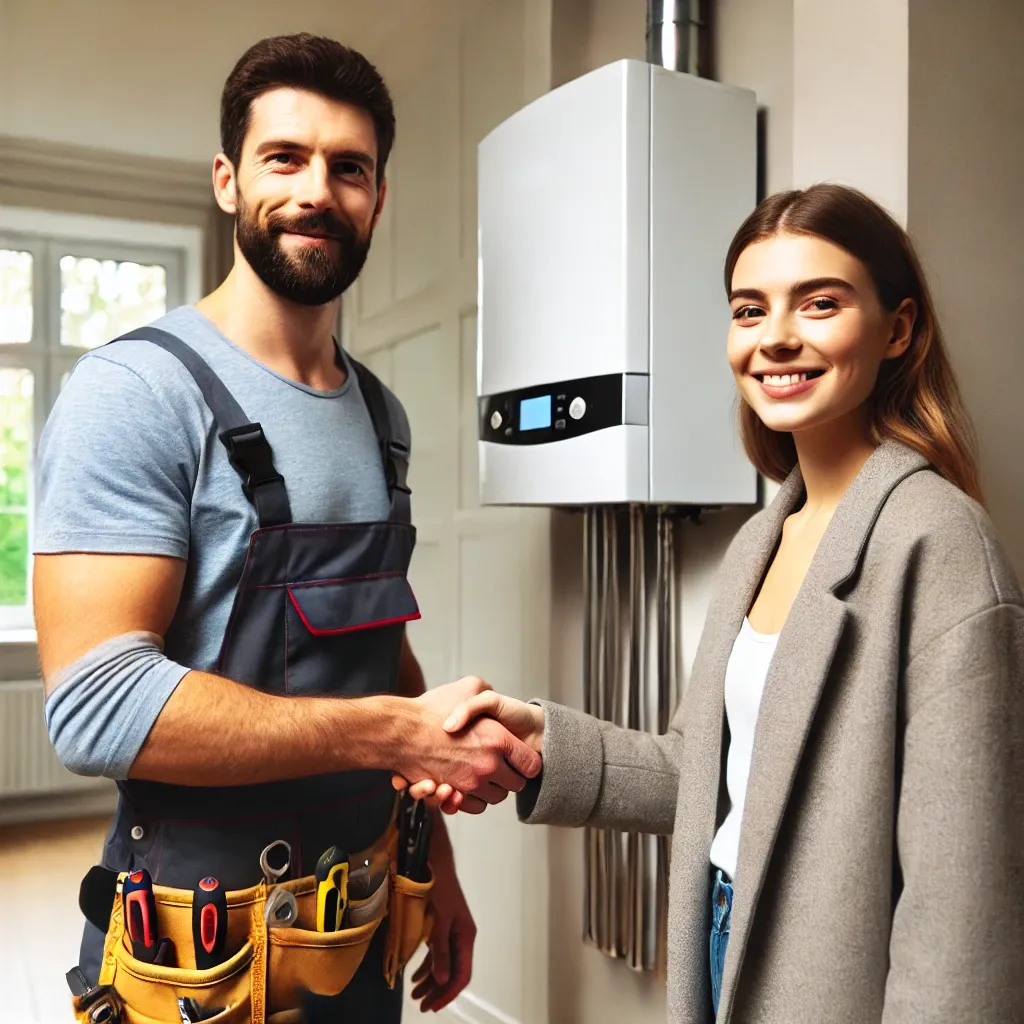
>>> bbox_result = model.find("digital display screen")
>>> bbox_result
[519,395,552,431]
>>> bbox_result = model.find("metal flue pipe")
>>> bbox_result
[645,0,707,77]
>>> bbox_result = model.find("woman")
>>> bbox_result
[404,184,1024,1022]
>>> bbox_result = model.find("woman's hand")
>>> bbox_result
[444,691,545,753]
[392,694,545,814]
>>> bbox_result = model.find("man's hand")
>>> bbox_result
[410,836,476,1012]
[395,692,546,814]
[391,678,542,811]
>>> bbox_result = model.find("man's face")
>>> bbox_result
[231,87,384,306]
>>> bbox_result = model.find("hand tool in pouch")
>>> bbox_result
[154,937,177,966]
[67,967,127,1023]
[192,876,228,969]
[264,886,298,928]
[122,868,159,963]
[401,799,433,881]
[177,996,226,1023]
[342,856,389,927]
[260,839,298,929]
[397,795,412,875]
[68,976,124,1024]
[87,996,123,1024]
[315,845,350,932]
[259,839,291,885]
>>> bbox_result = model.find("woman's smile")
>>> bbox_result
[752,367,827,399]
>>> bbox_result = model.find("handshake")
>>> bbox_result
[390,677,546,815]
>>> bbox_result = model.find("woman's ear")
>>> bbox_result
[885,297,917,360]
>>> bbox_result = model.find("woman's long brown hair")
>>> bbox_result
[724,183,983,504]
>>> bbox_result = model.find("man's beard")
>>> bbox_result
[235,192,372,307]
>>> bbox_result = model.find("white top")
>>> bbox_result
[709,617,780,880]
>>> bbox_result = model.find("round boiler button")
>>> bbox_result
[569,397,587,420]
[490,410,503,430]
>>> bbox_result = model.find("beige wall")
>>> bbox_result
[908,0,1024,577]
[346,5,556,1022]
[6,1,1020,1021]
[792,0,910,223]
[543,2,794,1020]
[0,0,429,162]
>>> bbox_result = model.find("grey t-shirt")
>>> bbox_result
[34,305,410,671]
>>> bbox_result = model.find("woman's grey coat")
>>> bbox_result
[519,441,1024,1023]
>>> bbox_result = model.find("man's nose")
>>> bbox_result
[294,159,335,211]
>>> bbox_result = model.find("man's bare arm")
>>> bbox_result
[34,553,540,795]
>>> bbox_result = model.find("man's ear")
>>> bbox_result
[212,154,238,216]
[370,177,388,232]
[885,297,917,361]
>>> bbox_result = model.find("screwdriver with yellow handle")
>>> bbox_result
[315,846,350,932]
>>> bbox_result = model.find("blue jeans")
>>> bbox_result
[710,869,734,1016]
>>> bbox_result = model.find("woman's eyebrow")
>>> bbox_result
[728,277,856,303]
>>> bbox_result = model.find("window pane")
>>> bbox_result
[61,255,167,349]
[0,368,33,607]
[0,249,33,344]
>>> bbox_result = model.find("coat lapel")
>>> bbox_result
[668,472,806,1021]
[715,441,930,1021]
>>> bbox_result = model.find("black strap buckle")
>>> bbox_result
[220,423,283,500]
[382,439,411,496]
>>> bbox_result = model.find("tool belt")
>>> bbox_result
[70,809,435,1023]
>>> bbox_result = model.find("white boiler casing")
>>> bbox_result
[477,59,758,506]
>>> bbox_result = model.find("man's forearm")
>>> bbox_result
[130,669,415,786]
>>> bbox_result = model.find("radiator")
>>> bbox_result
[0,680,108,798]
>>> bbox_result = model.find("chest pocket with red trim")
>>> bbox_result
[284,573,420,696]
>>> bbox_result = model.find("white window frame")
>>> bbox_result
[0,206,203,640]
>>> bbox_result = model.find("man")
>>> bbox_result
[34,33,540,1021]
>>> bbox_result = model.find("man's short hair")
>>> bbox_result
[220,33,396,185]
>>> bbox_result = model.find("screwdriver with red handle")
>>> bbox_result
[122,868,159,963]
[192,877,228,969]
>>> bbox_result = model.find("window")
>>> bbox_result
[0,226,187,632]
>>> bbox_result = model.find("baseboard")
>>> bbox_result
[0,785,117,827]
[440,991,522,1024]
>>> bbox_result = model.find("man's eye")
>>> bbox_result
[271,153,293,165]
[732,305,764,320]
[335,162,365,177]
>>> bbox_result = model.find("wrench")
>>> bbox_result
[264,887,298,929]
[259,840,291,886]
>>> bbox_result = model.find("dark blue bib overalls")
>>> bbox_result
[81,327,419,1022]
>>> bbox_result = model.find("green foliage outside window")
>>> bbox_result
[0,371,32,606]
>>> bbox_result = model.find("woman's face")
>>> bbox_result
[726,231,915,439]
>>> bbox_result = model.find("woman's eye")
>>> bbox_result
[808,297,838,312]
[732,305,764,321]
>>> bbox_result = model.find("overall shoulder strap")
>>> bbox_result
[113,325,292,528]
[348,355,411,524]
